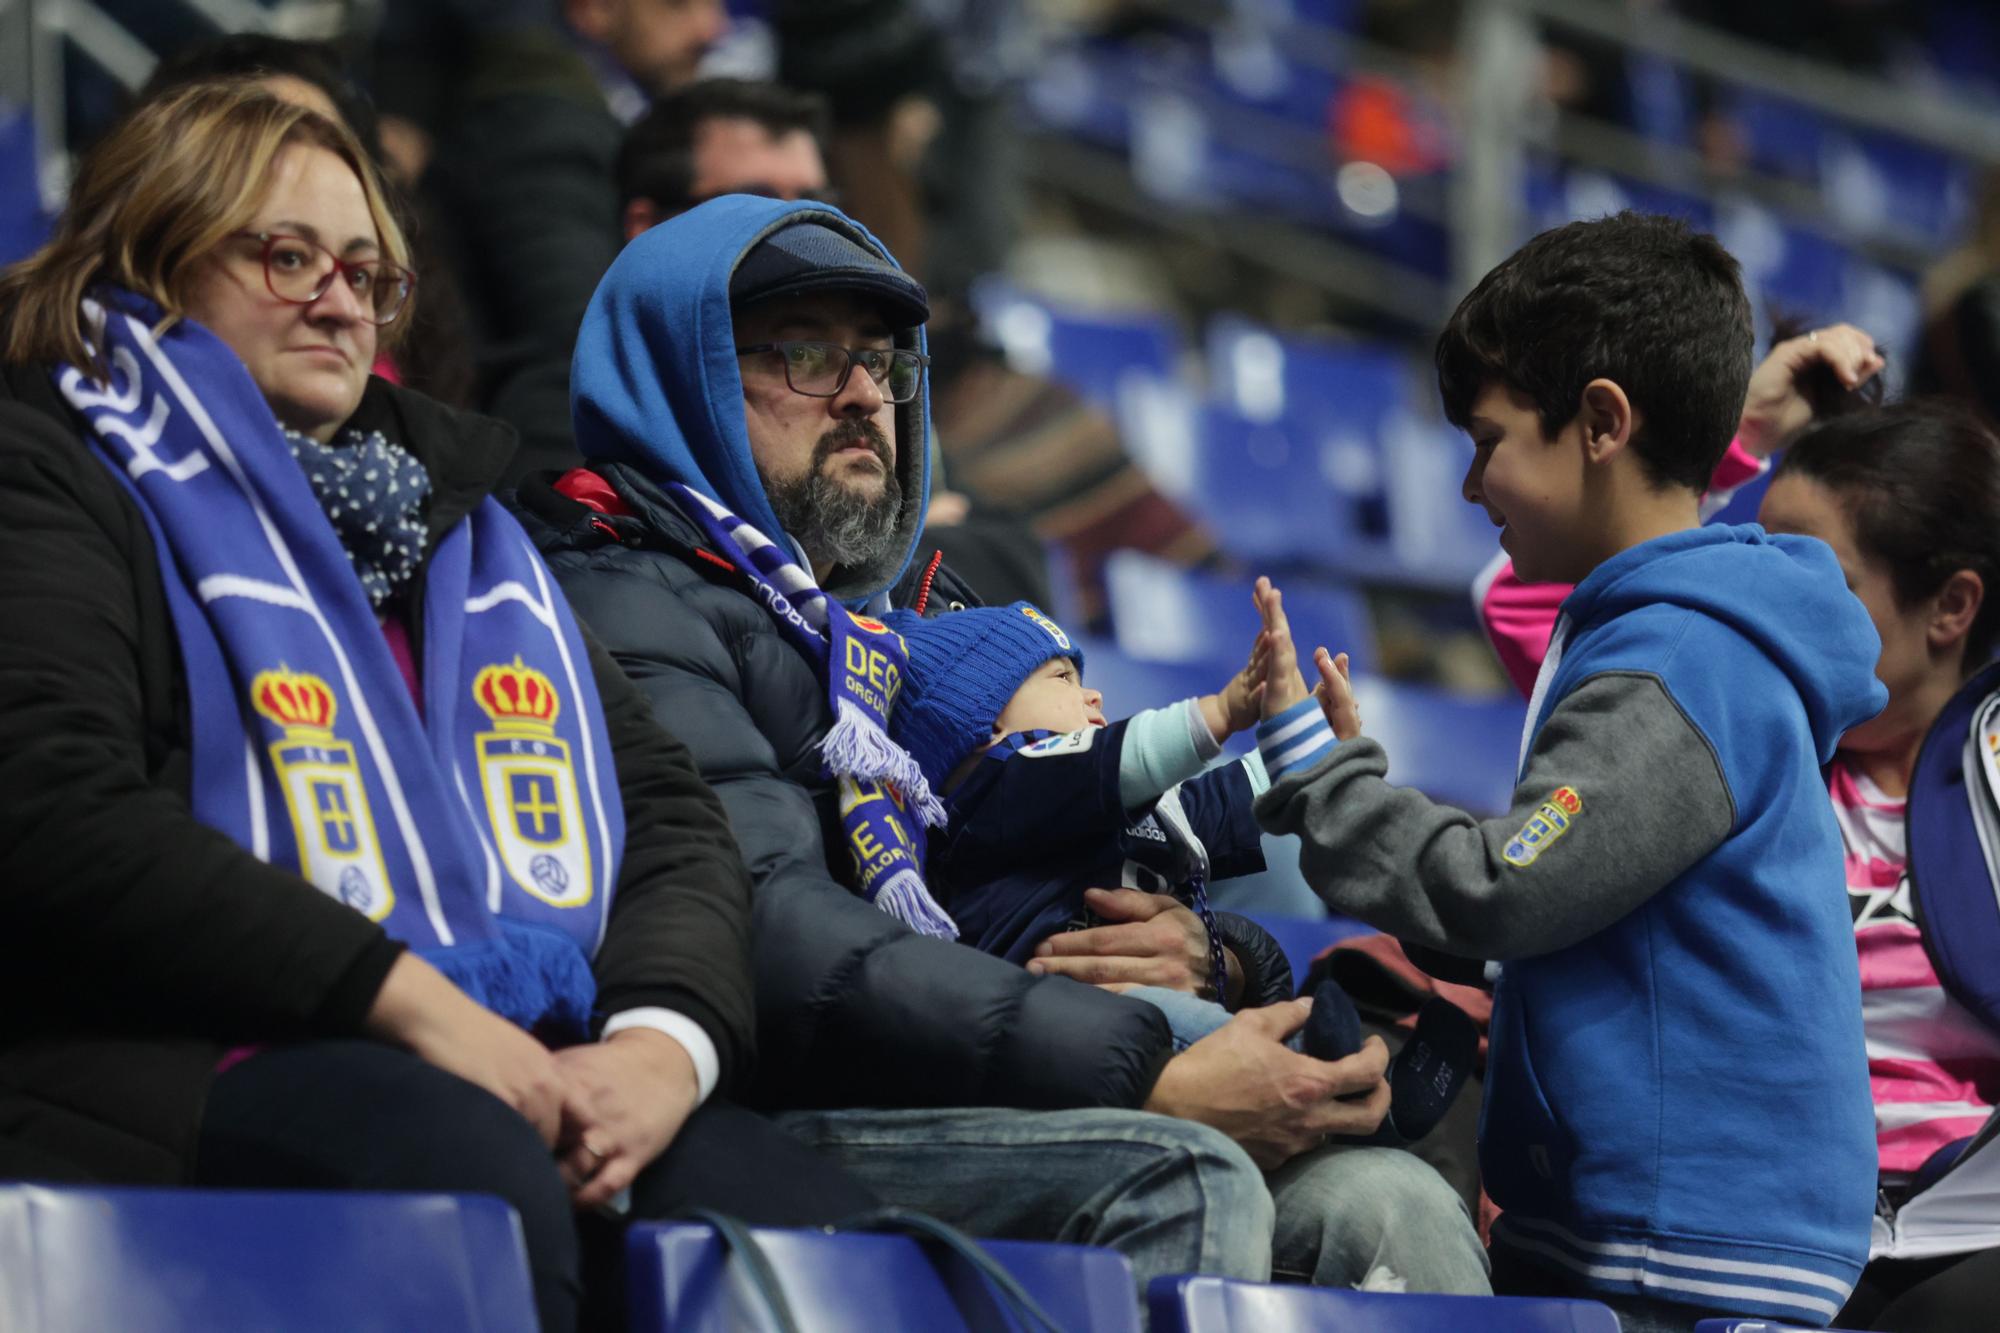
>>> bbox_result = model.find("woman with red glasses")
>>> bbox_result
[0,80,868,1333]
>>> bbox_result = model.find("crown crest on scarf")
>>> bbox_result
[475,658,562,731]
[251,666,338,735]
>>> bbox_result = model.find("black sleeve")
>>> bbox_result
[550,553,1176,1112]
[1213,913,1297,1011]
[0,405,401,1039]
[425,38,620,483]
[1176,761,1268,881]
[583,623,756,1093]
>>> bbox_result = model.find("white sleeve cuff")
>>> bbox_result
[601,1008,720,1105]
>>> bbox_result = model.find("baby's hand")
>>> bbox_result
[1255,577,1312,719]
[1312,646,1363,741]
[1199,613,1270,742]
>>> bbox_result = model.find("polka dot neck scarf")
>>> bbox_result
[281,427,432,611]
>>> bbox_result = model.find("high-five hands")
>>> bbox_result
[1251,576,1361,740]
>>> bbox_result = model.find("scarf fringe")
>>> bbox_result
[823,699,947,828]
[871,868,959,940]
[420,918,597,1042]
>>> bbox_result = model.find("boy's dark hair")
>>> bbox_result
[615,78,831,215]
[1776,400,2000,669]
[140,34,382,164]
[1436,211,1755,491]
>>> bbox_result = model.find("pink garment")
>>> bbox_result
[1828,757,2000,1174]
[380,610,424,718]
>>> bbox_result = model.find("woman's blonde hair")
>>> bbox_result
[0,79,413,374]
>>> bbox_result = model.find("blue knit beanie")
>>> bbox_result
[883,601,1085,789]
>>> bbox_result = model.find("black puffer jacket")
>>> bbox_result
[514,464,1295,1112]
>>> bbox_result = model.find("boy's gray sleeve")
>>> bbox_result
[1252,671,1736,960]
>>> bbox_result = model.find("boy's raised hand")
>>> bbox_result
[1254,577,1311,719]
[1312,646,1362,741]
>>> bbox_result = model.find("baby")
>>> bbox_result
[883,585,1471,1144]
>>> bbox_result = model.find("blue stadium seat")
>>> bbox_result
[1347,674,1523,815]
[1186,401,1360,568]
[0,102,49,268]
[1696,1312,1864,1320]
[970,279,1186,415]
[1069,632,1222,716]
[0,1185,538,1333]
[1202,321,1422,569]
[1378,416,1502,586]
[1149,1275,1621,1331]
[1242,910,1375,989]
[627,1220,1140,1333]
[1102,550,1377,677]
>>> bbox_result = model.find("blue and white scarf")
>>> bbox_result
[57,290,624,1038]
[664,483,956,939]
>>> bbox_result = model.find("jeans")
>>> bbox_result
[1126,984,1239,1052]
[1123,991,1491,1294]
[772,1105,1491,1300]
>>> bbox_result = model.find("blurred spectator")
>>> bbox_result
[568,0,732,111]
[1911,169,2000,426]
[615,78,831,239]
[142,34,385,163]
[140,32,477,409]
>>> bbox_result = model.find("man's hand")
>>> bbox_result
[1030,888,1230,1000]
[1311,646,1363,741]
[1738,323,1885,456]
[1145,1000,1392,1169]
[1254,578,1311,720]
[366,952,569,1148]
[552,1028,702,1208]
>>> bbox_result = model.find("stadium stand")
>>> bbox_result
[8,0,2000,1328]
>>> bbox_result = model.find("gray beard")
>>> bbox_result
[764,438,905,586]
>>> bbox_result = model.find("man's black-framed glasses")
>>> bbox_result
[239,231,416,326]
[735,340,929,404]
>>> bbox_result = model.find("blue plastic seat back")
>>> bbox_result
[1102,550,1376,677]
[0,1185,538,1333]
[627,1221,1140,1333]
[1149,1276,1620,1332]
[1241,910,1376,989]
[0,102,49,268]
[1696,1312,1864,1320]
[1347,675,1523,815]
[971,279,1185,415]
[1187,402,1355,566]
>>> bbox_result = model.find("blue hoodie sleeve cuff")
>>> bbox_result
[1256,698,1337,780]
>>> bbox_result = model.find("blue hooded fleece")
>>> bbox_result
[1255,524,1888,1322]
[570,196,931,603]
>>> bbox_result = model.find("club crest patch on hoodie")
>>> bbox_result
[1503,787,1583,868]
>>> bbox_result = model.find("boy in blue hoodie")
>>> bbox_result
[1248,212,1888,1332]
